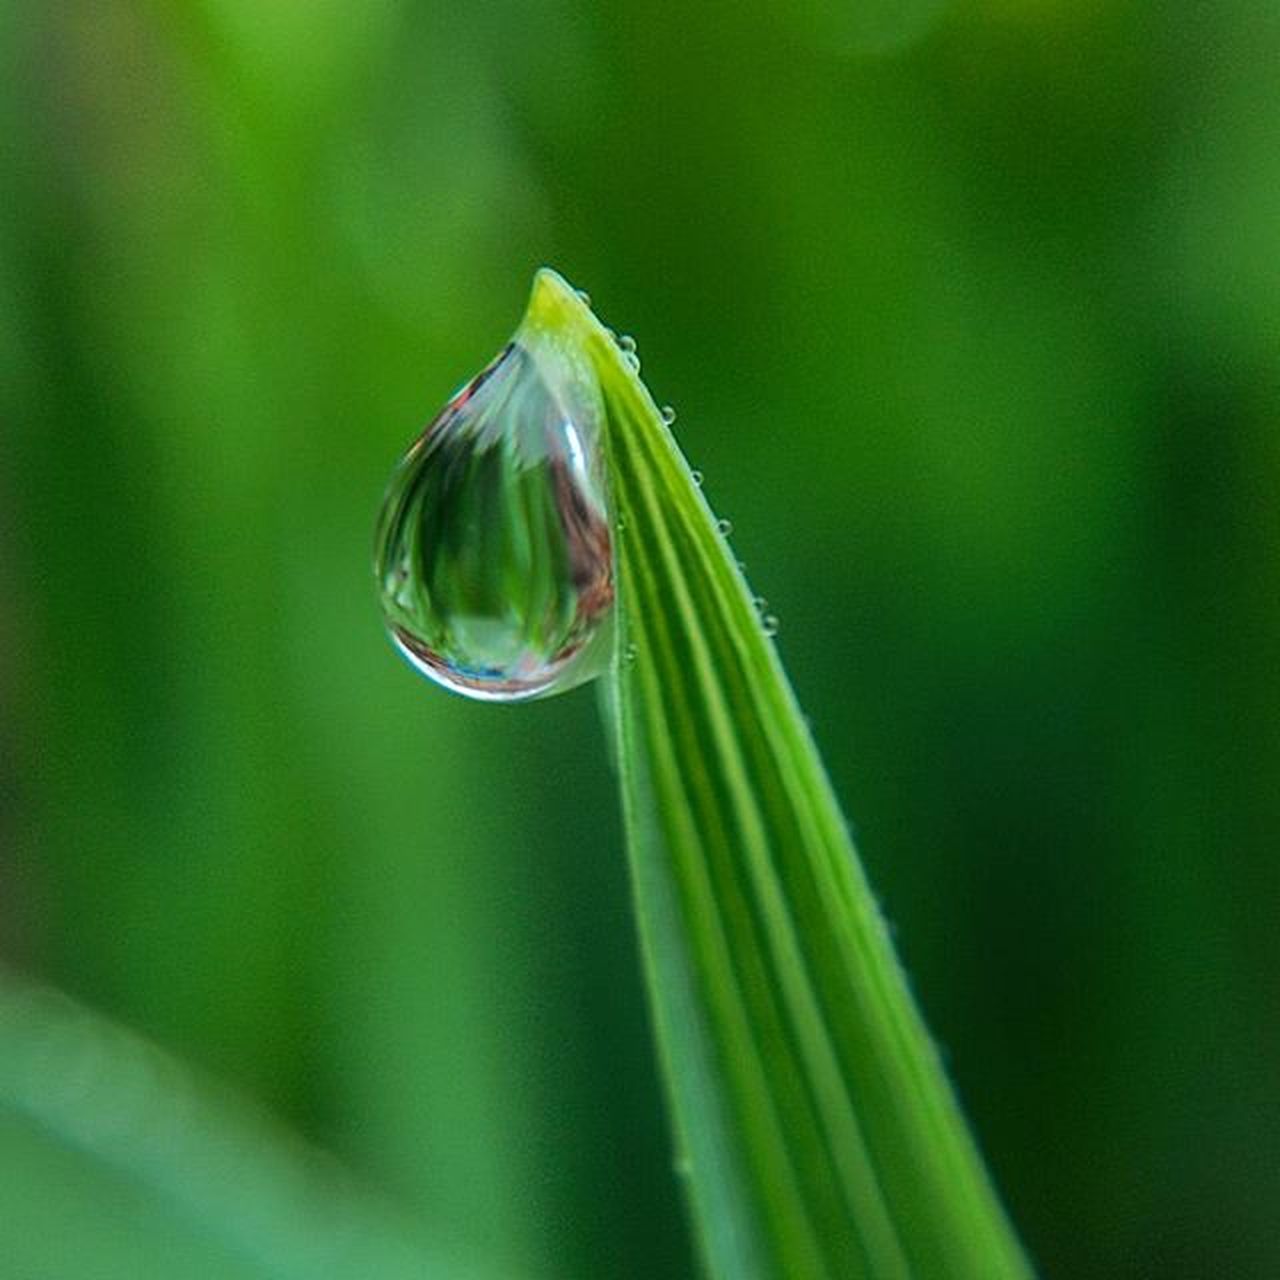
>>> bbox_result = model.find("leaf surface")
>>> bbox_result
[525,269,1032,1280]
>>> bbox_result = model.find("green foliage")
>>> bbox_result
[4,1,1279,1277]
[0,972,492,1280]
[525,273,1030,1277]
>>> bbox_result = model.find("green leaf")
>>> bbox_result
[0,971,501,1280]
[524,270,1033,1279]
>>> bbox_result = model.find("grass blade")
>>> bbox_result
[524,270,1032,1279]
[0,971,504,1280]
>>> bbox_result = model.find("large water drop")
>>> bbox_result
[374,300,614,701]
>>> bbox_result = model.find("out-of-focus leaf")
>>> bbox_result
[0,972,502,1280]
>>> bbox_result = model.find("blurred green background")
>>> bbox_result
[3,0,1278,1276]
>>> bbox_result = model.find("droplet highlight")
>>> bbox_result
[716,517,734,536]
[660,405,677,426]
[374,324,614,702]
[690,469,704,487]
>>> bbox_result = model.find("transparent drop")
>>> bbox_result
[617,334,637,353]
[574,288,591,305]
[763,613,780,637]
[623,352,641,373]
[690,469,704,487]
[716,517,734,536]
[751,595,768,612]
[660,405,677,425]
[374,321,614,702]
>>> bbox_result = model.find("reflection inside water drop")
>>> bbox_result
[374,331,614,702]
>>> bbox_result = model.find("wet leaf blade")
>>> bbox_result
[528,271,1032,1279]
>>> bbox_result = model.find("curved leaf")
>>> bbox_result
[0,972,502,1280]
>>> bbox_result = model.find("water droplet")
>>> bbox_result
[690,469,704,487]
[660,405,676,425]
[751,595,767,613]
[574,288,591,305]
[617,333,637,353]
[374,324,614,702]
[624,642,638,665]
[762,614,780,637]
[615,512,627,532]
[716,517,733,536]
[623,351,641,373]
